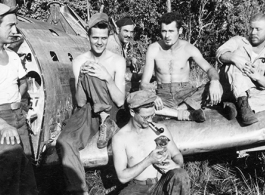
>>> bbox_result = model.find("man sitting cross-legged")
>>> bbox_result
[140,12,223,122]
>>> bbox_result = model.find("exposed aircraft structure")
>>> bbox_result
[3,0,265,167]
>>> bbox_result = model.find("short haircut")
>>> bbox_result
[132,102,154,114]
[87,21,110,36]
[250,13,265,23]
[159,12,183,29]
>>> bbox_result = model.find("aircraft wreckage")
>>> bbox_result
[7,1,265,167]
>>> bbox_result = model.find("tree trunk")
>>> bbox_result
[167,0,171,13]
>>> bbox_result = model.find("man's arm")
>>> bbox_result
[219,50,250,72]
[190,45,223,105]
[140,44,157,90]
[112,132,164,183]
[18,76,28,97]
[105,57,126,107]
[72,55,87,107]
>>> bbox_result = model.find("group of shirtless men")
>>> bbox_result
[1,2,265,195]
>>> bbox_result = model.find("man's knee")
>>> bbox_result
[169,168,189,181]
[56,131,75,153]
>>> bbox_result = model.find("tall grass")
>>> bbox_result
[186,152,265,195]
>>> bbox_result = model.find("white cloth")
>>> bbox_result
[0,49,26,104]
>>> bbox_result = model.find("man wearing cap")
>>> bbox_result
[56,12,126,195]
[112,90,190,195]
[141,12,223,122]
[107,16,141,90]
[0,3,38,195]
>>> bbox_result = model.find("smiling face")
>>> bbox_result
[0,13,17,46]
[249,19,265,46]
[118,24,134,44]
[89,27,109,55]
[161,21,181,47]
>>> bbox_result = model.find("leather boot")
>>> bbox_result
[223,102,237,120]
[236,96,258,126]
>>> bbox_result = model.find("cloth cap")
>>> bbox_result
[116,16,134,27]
[127,90,157,109]
[87,13,109,30]
[0,3,17,16]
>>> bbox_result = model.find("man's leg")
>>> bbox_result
[56,104,99,194]
[0,109,38,195]
[225,65,258,125]
[81,74,119,149]
[156,83,206,122]
[0,143,24,195]
[151,168,190,195]
[118,181,150,195]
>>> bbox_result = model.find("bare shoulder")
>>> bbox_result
[112,124,130,144]
[106,50,126,69]
[148,41,160,52]
[72,52,89,68]
[182,40,201,55]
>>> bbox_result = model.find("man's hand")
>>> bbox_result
[155,159,181,173]
[0,125,20,145]
[80,61,112,81]
[208,80,223,105]
[147,148,167,164]
[243,63,261,81]
[230,50,251,72]
[154,96,164,110]
[130,57,141,73]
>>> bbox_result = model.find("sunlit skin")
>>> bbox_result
[0,13,18,47]
[133,106,156,129]
[141,21,222,110]
[249,19,265,48]
[89,27,109,57]
[161,22,181,48]
[118,24,134,44]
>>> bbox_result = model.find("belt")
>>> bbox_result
[157,82,190,88]
[0,102,21,111]
[132,178,158,185]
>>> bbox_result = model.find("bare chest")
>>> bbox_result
[155,50,190,73]
[126,133,157,165]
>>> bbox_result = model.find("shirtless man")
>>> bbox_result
[141,12,223,122]
[112,90,190,195]
[56,13,126,195]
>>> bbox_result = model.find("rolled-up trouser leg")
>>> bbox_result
[225,65,255,98]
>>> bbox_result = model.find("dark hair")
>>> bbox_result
[132,102,155,114]
[159,12,183,29]
[87,21,110,36]
[250,13,265,23]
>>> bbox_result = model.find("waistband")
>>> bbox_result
[0,102,21,111]
[132,178,158,185]
[157,82,190,88]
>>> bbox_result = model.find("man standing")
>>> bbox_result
[112,90,190,195]
[56,13,126,195]
[0,3,38,195]
[141,12,223,122]
[216,13,265,126]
